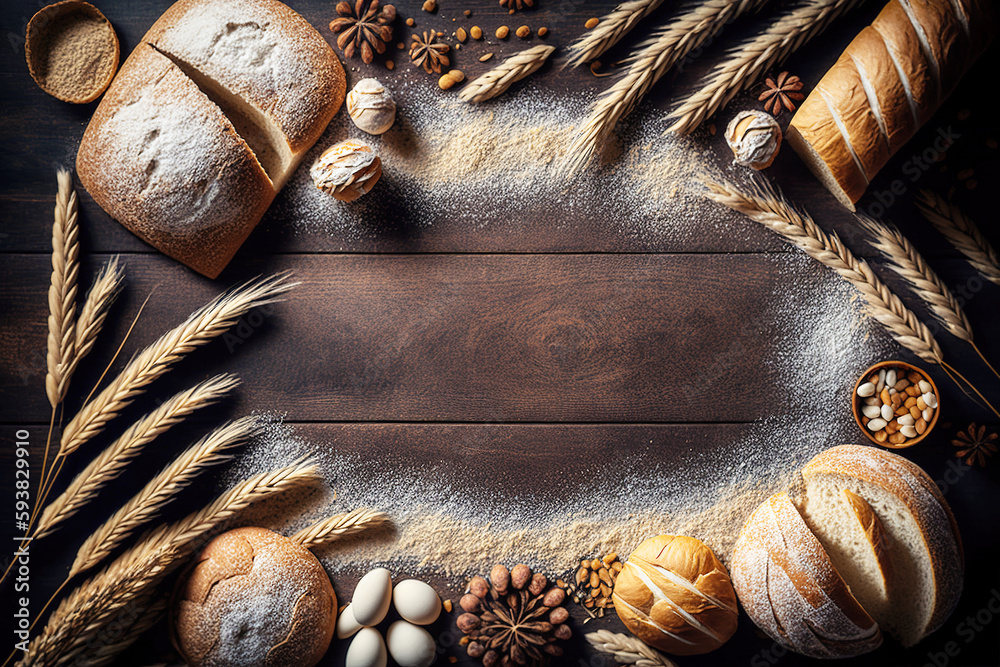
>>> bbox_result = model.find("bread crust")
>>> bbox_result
[612,535,738,656]
[76,43,274,278]
[730,492,882,659]
[170,526,336,667]
[801,445,963,645]
[144,0,345,154]
[846,27,916,153]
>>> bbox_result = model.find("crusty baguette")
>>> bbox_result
[76,0,345,278]
[789,0,995,209]
[76,42,275,278]
[730,492,882,659]
[801,445,963,647]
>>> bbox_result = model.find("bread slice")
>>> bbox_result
[76,43,275,278]
[801,445,963,647]
[730,492,882,659]
[144,0,345,188]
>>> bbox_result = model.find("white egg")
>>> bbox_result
[386,621,436,667]
[392,579,442,626]
[346,627,387,667]
[336,603,363,639]
[352,568,393,626]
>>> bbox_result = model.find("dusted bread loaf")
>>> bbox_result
[731,445,963,658]
[171,526,337,667]
[787,0,997,210]
[77,0,346,277]
[612,535,738,655]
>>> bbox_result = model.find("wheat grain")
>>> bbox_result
[69,257,124,379]
[46,169,80,408]
[35,375,240,541]
[858,215,974,344]
[70,416,259,578]
[58,272,296,458]
[459,45,556,103]
[703,177,944,363]
[916,190,1000,286]
[564,0,667,68]
[586,630,679,667]
[290,508,391,550]
[18,460,319,667]
[563,0,769,176]
[667,0,865,134]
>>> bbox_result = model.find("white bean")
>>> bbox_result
[857,382,876,397]
[898,414,915,426]
[885,369,897,387]
[865,397,881,406]
[867,418,888,432]
[862,405,882,419]
[923,407,934,421]
[918,380,932,393]
[900,425,918,438]
[922,392,938,409]
[881,404,894,421]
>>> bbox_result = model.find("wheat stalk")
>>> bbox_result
[290,508,391,550]
[565,0,668,68]
[916,190,1000,286]
[46,169,80,408]
[70,416,259,578]
[18,459,320,667]
[586,630,679,667]
[68,257,124,379]
[858,215,974,344]
[57,272,296,458]
[77,596,167,667]
[703,177,943,363]
[667,0,866,134]
[35,375,240,540]
[562,0,769,176]
[459,45,556,103]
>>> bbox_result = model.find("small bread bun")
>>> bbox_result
[611,535,738,655]
[171,527,336,667]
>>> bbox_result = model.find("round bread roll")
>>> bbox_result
[611,535,738,655]
[730,492,882,659]
[171,526,336,667]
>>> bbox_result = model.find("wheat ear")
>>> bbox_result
[858,216,974,344]
[80,596,167,667]
[70,416,259,578]
[68,257,124,379]
[703,177,944,363]
[916,190,1000,286]
[563,0,769,176]
[46,169,80,408]
[459,45,556,103]
[18,459,320,667]
[564,0,667,68]
[57,272,296,458]
[35,375,240,540]
[290,508,391,550]
[667,0,865,134]
[585,630,679,667]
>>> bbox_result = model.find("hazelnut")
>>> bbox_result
[490,564,511,594]
[468,576,490,598]
[456,613,481,633]
[511,564,532,590]
[310,140,382,202]
[542,588,566,607]
[528,573,547,595]
[725,109,782,170]
[460,593,481,612]
[346,78,396,135]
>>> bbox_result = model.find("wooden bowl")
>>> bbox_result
[25,1,119,104]
[852,360,939,449]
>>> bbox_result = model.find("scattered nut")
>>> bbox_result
[456,27,467,42]
[448,69,465,82]
[443,599,453,613]
[406,17,414,26]
[537,26,548,37]
[439,73,457,90]
[422,0,436,11]
[516,25,530,38]
[496,25,509,39]
[470,25,483,39]
[385,59,394,70]
[585,17,599,29]
[479,52,494,62]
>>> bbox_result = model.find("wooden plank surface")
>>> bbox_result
[1,0,999,666]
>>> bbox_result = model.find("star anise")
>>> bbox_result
[759,71,805,117]
[457,564,571,666]
[499,0,534,11]
[409,30,450,74]
[329,0,396,64]
[952,423,998,467]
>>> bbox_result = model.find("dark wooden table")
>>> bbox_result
[2,0,999,666]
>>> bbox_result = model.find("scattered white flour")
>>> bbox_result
[220,252,897,580]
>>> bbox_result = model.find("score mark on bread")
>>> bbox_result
[77,0,347,278]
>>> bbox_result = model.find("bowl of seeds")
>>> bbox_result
[853,361,939,448]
